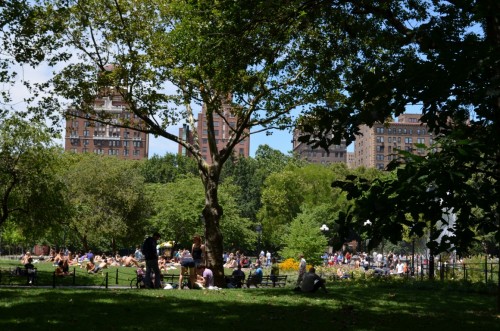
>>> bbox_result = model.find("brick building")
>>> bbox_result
[178,101,250,164]
[292,129,347,164]
[353,114,434,169]
[64,88,149,159]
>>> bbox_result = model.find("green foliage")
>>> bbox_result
[259,162,377,250]
[141,153,198,184]
[62,153,150,252]
[0,116,67,236]
[280,212,327,266]
[145,176,256,252]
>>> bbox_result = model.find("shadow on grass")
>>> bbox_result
[1,280,498,331]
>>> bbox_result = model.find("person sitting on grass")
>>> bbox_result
[246,261,263,288]
[336,267,350,279]
[86,260,105,274]
[195,264,214,289]
[55,261,68,276]
[223,256,237,269]
[20,251,32,265]
[301,267,328,293]
[122,254,141,267]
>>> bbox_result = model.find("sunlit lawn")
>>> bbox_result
[1,278,498,331]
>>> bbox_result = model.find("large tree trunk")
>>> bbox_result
[201,164,225,287]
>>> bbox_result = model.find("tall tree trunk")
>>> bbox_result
[201,164,225,287]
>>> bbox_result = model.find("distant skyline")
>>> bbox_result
[10,63,355,158]
[148,126,295,158]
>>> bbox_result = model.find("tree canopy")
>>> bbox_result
[0,116,67,234]
[1,0,499,286]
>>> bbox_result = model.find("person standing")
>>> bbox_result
[134,246,143,261]
[296,254,307,287]
[270,257,279,287]
[179,248,196,289]
[192,234,205,268]
[143,232,161,289]
[266,251,271,267]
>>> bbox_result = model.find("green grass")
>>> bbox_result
[1,259,499,330]
[0,259,141,287]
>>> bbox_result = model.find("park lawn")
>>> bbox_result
[0,281,498,331]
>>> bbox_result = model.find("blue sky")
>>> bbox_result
[148,127,295,158]
[10,63,354,158]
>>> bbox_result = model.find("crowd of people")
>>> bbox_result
[20,235,400,294]
[320,250,416,276]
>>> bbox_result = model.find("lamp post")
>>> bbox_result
[364,220,372,268]
[320,224,330,253]
[255,224,262,254]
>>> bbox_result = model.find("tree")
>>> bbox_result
[62,153,150,253]
[259,163,351,249]
[146,176,256,252]
[0,116,67,233]
[141,153,198,184]
[280,210,327,266]
[2,0,346,285]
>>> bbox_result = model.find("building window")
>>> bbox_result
[397,137,401,143]
[376,136,384,143]
[83,139,89,146]
[84,121,91,127]
[376,154,384,160]
[376,127,384,134]
[404,137,413,144]
[417,138,425,144]
[133,150,140,156]
[123,149,129,156]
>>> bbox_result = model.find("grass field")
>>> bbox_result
[1,259,499,330]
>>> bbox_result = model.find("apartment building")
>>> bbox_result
[64,88,149,160]
[354,114,434,169]
[292,129,347,164]
[178,101,250,163]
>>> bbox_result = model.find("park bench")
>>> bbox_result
[224,274,245,288]
[0,267,37,285]
[261,275,287,287]
[130,273,181,289]
[246,274,287,288]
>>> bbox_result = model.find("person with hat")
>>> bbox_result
[142,232,162,289]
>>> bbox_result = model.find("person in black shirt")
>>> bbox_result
[191,234,205,268]
[143,232,161,289]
